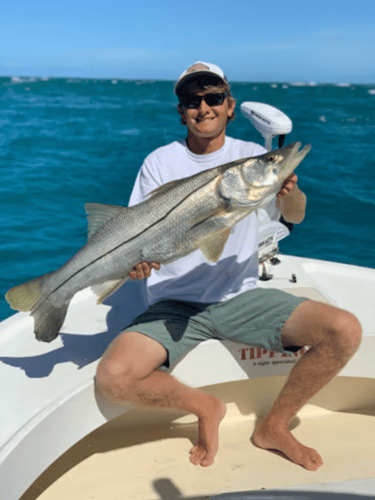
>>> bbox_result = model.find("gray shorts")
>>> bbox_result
[124,288,308,367]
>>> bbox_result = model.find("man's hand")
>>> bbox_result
[129,261,161,280]
[275,172,306,224]
[277,173,298,198]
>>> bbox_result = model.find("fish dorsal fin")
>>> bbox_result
[85,203,125,240]
[198,228,231,262]
[91,278,128,304]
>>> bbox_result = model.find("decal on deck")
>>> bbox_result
[238,346,307,367]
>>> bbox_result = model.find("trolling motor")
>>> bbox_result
[240,101,294,281]
[240,101,292,151]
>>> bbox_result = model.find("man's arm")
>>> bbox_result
[275,173,307,224]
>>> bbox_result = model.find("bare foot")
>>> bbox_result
[189,397,227,467]
[252,418,323,471]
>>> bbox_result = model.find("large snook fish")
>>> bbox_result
[6,142,310,342]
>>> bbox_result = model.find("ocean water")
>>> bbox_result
[1,77,374,322]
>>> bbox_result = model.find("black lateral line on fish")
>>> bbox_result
[32,175,222,310]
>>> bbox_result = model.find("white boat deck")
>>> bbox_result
[1,254,375,499]
[23,378,375,500]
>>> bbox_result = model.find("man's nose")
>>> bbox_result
[197,98,210,113]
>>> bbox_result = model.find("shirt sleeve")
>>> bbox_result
[128,156,162,207]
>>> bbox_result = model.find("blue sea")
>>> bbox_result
[1,77,374,322]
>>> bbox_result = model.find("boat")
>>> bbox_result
[1,104,375,500]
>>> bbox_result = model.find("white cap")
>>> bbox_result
[174,61,228,94]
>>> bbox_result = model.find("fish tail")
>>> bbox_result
[5,274,50,312]
[32,300,69,342]
[5,272,68,342]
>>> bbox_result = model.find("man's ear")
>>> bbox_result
[178,105,187,126]
[227,99,235,118]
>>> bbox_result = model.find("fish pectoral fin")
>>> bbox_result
[92,278,128,304]
[85,203,126,240]
[198,228,231,263]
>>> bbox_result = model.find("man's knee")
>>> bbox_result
[329,309,362,355]
[283,301,362,357]
[96,356,136,399]
[95,330,168,400]
[309,305,362,358]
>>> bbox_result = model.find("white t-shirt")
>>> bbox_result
[128,136,275,305]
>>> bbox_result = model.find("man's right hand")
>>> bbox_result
[129,262,161,280]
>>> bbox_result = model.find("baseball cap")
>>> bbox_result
[174,61,228,94]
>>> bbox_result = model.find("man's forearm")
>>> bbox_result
[276,185,307,224]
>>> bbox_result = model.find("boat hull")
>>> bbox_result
[1,254,375,499]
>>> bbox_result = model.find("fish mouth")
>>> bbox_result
[292,141,312,162]
[263,141,311,185]
[234,142,311,208]
[282,141,311,176]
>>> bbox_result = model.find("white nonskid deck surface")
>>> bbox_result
[1,255,375,500]
[21,378,375,500]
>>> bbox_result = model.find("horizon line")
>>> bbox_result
[1,75,375,86]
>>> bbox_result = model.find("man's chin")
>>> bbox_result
[193,126,225,139]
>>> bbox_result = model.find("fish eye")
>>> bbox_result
[267,155,275,162]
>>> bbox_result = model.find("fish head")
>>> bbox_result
[219,142,311,208]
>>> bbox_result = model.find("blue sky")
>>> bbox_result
[1,0,374,83]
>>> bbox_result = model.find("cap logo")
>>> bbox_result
[186,63,209,74]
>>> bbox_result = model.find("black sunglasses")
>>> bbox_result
[181,92,228,109]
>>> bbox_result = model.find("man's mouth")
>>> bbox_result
[195,117,214,123]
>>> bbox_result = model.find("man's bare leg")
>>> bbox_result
[96,331,226,467]
[252,300,362,471]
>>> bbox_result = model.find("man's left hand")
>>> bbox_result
[277,173,298,198]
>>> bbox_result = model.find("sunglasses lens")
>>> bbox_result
[182,93,227,109]
[185,97,201,109]
[204,93,226,106]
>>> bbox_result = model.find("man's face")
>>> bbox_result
[179,89,235,140]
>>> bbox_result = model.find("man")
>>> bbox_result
[96,62,362,471]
